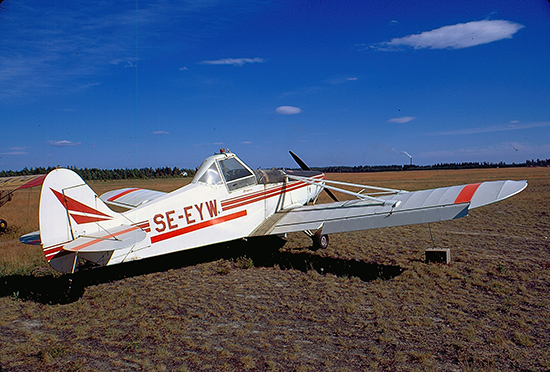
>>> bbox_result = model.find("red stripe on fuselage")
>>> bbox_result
[221,175,324,211]
[151,210,247,244]
[133,221,151,232]
[222,175,325,207]
[222,182,301,210]
[454,183,482,204]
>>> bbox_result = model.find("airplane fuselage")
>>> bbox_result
[42,152,324,272]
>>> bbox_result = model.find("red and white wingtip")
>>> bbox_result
[457,180,527,209]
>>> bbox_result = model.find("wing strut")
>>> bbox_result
[285,173,402,207]
[289,151,339,202]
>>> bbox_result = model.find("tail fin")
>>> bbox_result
[39,169,121,270]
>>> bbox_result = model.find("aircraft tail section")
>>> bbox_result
[39,169,123,271]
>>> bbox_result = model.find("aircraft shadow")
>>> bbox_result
[0,236,403,305]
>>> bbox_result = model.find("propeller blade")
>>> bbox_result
[289,151,338,202]
[323,187,339,202]
[289,150,310,170]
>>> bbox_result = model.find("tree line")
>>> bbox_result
[317,158,550,173]
[0,166,195,181]
[0,158,548,180]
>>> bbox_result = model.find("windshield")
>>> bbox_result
[218,157,256,191]
[218,158,253,181]
[192,154,256,190]
[192,159,223,186]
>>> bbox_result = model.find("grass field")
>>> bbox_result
[1,168,549,371]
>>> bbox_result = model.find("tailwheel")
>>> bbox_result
[0,219,7,233]
[312,231,329,250]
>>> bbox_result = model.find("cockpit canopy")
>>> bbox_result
[192,153,257,191]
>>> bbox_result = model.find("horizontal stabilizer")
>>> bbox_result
[20,230,41,245]
[100,188,166,209]
[63,225,146,253]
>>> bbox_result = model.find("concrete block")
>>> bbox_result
[425,248,451,264]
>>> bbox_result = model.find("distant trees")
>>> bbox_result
[0,166,57,177]
[315,158,550,173]
[0,166,195,181]
[526,158,550,167]
[0,158,548,179]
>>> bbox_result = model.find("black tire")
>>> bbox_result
[0,219,7,233]
[312,232,329,250]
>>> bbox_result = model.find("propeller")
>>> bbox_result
[289,151,338,202]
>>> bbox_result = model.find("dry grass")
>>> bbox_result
[1,168,549,371]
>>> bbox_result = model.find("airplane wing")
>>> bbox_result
[252,180,527,236]
[100,188,167,209]
[1,174,46,231]
[0,174,46,192]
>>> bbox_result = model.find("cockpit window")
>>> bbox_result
[218,157,256,191]
[218,158,252,181]
[196,163,223,186]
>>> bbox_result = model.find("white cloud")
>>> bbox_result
[387,116,416,124]
[431,122,550,136]
[199,58,265,67]
[276,106,302,115]
[179,66,188,71]
[326,76,358,85]
[240,141,252,145]
[1,151,27,156]
[152,131,170,135]
[0,146,29,156]
[47,140,82,147]
[371,20,524,50]
[420,141,550,162]
[9,147,28,152]
[110,58,140,68]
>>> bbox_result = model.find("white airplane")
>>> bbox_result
[23,150,526,273]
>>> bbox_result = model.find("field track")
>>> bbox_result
[1,167,549,371]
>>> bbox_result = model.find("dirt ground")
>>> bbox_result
[1,168,549,371]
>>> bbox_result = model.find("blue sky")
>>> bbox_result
[1,0,549,171]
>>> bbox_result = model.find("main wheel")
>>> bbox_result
[312,232,329,250]
[0,219,7,233]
